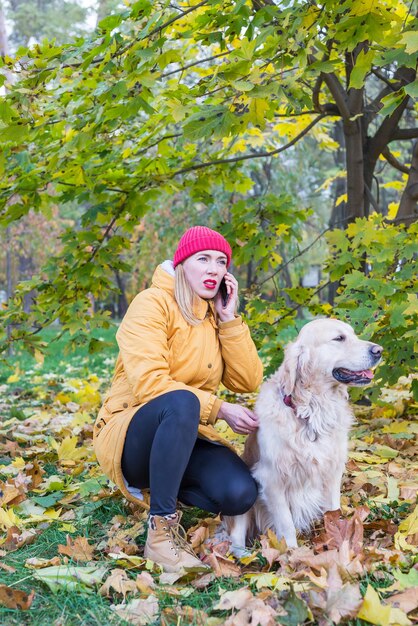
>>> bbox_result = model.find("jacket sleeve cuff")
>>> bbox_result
[218,315,242,331]
[207,397,223,425]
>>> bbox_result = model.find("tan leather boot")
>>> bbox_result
[144,512,209,573]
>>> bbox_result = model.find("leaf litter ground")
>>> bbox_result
[0,346,417,626]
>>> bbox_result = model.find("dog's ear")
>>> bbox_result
[279,340,311,395]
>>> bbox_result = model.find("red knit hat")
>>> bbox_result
[173,226,232,268]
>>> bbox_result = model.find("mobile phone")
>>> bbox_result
[219,278,229,307]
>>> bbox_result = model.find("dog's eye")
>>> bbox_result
[333,335,345,342]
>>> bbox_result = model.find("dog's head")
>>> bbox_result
[279,318,383,396]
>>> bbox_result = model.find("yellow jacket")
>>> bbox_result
[93,264,263,508]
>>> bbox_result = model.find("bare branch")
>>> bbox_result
[381,147,410,174]
[322,73,351,121]
[390,127,418,141]
[371,68,397,90]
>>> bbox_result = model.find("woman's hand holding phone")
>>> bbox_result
[215,272,238,322]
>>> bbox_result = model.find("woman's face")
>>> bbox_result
[182,250,228,299]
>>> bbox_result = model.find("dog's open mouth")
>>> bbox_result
[332,367,374,385]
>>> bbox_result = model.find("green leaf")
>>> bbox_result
[404,80,418,98]
[379,90,405,117]
[349,48,375,89]
[33,565,107,594]
[400,30,418,54]
[32,492,64,507]
[280,591,311,626]
[248,98,269,128]
[98,14,123,32]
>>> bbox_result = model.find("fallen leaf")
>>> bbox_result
[2,526,38,551]
[58,535,95,562]
[135,571,155,595]
[0,585,35,610]
[190,572,216,589]
[100,568,138,599]
[33,565,107,593]
[111,595,159,625]
[202,543,241,578]
[25,557,61,569]
[260,534,283,568]
[161,605,208,625]
[213,588,254,610]
[357,585,391,626]
[315,506,369,554]
[0,562,16,573]
[310,563,362,624]
[388,587,418,614]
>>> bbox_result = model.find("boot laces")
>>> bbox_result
[168,522,196,558]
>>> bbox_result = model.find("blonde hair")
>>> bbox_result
[174,263,239,326]
[174,264,202,326]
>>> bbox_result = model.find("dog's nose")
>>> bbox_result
[370,344,383,359]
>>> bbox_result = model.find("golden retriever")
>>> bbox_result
[228,318,382,554]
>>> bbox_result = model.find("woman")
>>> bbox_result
[93,226,263,572]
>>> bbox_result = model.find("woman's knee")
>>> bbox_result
[161,390,200,427]
[218,474,258,516]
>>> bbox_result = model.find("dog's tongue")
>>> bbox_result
[357,369,374,379]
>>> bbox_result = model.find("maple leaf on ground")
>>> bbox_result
[111,595,159,625]
[314,506,369,554]
[25,460,45,489]
[259,530,287,569]
[58,535,95,562]
[0,585,35,610]
[289,540,364,579]
[102,520,144,555]
[213,588,254,610]
[25,556,61,569]
[388,587,418,614]
[99,568,138,599]
[187,515,221,550]
[2,526,38,551]
[135,572,155,595]
[190,571,216,589]
[202,540,241,577]
[308,563,362,625]
[161,605,208,626]
[358,584,413,626]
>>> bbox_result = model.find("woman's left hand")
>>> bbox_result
[214,272,238,322]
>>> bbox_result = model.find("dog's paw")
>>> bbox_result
[229,545,252,559]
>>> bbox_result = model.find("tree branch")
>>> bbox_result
[160,50,230,78]
[371,68,397,90]
[381,147,410,174]
[390,127,418,141]
[170,114,326,177]
[322,72,351,121]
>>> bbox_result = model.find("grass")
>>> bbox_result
[0,324,119,386]
[1,325,416,625]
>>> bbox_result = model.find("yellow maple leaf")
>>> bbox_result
[0,507,20,530]
[358,585,391,626]
[399,505,418,536]
[56,436,88,462]
[7,371,20,384]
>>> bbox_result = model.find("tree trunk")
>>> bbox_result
[397,141,418,226]
[363,66,417,216]
[18,251,36,313]
[114,270,128,319]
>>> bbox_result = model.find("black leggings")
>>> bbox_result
[121,390,258,516]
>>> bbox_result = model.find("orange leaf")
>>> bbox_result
[161,606,208,626]
[0,585,34,610]
[58,535,94,562]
